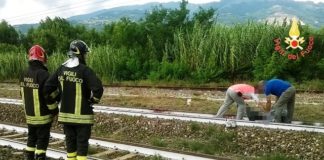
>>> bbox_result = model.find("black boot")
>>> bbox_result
[25,151,35,160]
[35,153,47,160]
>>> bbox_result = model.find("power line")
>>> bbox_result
[5,0,88,20]
[5,0,108,23]
[6,0,106,20]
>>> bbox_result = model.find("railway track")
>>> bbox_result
[0,123,221,160]
[0,125,118,160]
[1,82,324,93]
[106,85,324,93]
[1,98,323,133]
[90,83,324,93]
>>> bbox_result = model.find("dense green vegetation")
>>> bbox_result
[0,0,323,84]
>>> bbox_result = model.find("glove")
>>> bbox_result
[89,97,100,105]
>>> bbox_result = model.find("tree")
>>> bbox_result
[165,0,189,29]
[0,20,19,45]
[192,7,217,27]
[141,0,191,61]
[73,25,102,45]
[27,17,73,54]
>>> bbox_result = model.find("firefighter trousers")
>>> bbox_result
[27,123,51,152]
[64,124,92,157]
[26,123,51,158]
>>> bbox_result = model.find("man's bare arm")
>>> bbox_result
[264,96,272,112]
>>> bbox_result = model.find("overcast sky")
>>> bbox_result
[0,0,323,25]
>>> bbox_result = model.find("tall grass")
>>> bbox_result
[161,21,288,82]
[0,21,323,84]
[0,51,65,81]
[0,52,27,81]
[46,52,66,73]
[88,45,131,82]
[88,45,119,82]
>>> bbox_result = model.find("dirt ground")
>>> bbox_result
[0,83,323,123]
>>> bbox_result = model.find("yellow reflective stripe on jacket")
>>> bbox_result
[58,113,94,124]
[60,81,64,92]
[26,115,53,125]
[25,146,35,152]
[75,83,82,115]
[35,149,46,154]
[47,103,58,110]
[33,89,40,116]
[21,87,27,115]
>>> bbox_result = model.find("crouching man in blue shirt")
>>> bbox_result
[259,79,296,123]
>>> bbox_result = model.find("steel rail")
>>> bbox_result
[1,82,324,93]
[0,123,217,160]
[94,105,324,133]
[104,84,324,93]
[107,84,324,93]
[0,98,323,133]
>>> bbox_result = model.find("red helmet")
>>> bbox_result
[28,45,46,63]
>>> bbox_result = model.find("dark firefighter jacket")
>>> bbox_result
[44,63,103,125]
[20,61,58,125]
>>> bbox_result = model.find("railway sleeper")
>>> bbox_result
[0,128,147,160]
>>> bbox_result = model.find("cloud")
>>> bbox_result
[294,0,324,3]
[0,0,6,8]
[34,0,64,7]
[32,0,105,16]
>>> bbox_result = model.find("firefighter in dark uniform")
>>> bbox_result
[20,45,59,160]
[44,40,103,160]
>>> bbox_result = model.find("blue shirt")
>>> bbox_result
[264,79,291,97]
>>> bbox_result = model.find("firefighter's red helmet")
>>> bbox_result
[28,45,46,63]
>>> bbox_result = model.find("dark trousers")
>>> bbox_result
[273,86,296,123]
[63,124,92,156]
[27,123,51,151]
